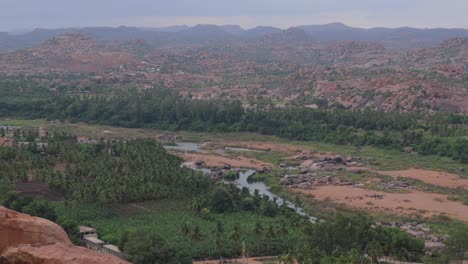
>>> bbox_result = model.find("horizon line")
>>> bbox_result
[5,22,468,34]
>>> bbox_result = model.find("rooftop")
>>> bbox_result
[79,226,97,233]
[103,244,122,253]
[83,236,104,244]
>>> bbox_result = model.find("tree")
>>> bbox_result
[209,186,234,213]
[294,196,302,210]
[253,222,263,237]
[280,251,296,264]
[266,225,276,240]
[213,222,225,262]
[181,222,191,239]
[368,241,384,263]
[445,224,468,262]
[230,223,242,259]
[123,231,190,264]
[278,221,290,248]
[190,226,202,259]
[192,226,202,243]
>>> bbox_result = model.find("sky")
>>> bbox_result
[1,0,468,31]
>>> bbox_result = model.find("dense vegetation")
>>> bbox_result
[0,133,210,203]
[2,132,460,263]
[0,80,465,162]
[0,132,306,261]
[1,77,467,263]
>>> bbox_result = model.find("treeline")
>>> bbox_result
[0,82,466,162]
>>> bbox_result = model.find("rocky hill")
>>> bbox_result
[399,38,468,72]
[0,206,130,264]
[0,33,138,73]
[0,30,466,113]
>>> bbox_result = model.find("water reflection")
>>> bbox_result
[164,142,200,151]
[236,170,317,223]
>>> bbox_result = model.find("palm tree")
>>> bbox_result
[192,226,202,242]
[266,225,276,240]
[191,226,202,259]
[277,221,289,248]
[265,225,276,253]
[181,222,191,239]
[253,222,263,237]
[253,222,265,254]
[279,251,296,264]
[213,233,223,263]
[291,216,301,231]
[294,196,302,210]
[213,222,224,263]
[230,224,242,259]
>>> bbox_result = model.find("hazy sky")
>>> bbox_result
[2,0,468,31]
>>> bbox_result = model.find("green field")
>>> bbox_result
[54,199,302,259]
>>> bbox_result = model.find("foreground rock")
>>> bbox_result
[0,206,130,264]
[0,206,71,253]
[0,243,129,264]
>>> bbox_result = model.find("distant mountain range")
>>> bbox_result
[1,23,468,52]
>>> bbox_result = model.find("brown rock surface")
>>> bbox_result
[0,206,71,254]
[0,243,130,264]
[0,206,131,264]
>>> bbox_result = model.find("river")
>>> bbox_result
[236,170,317,223]
[165,142,317,222]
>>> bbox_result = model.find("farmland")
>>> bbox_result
[53,199,302,259]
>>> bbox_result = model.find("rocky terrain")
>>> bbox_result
[0,26,467,113]
[0,33,139,73]
[0,206,129,264]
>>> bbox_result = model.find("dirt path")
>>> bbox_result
[378,169,468,189]
[181,153,271,169]
[293,185,468,222]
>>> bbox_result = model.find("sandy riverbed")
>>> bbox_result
[293,185,468,222]
[378,169,468,189]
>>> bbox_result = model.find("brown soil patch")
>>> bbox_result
[214,140,301,154]
[15,182,64,201]
[378,169,468,189]
[294,185,468,222]
[181,153,271,169]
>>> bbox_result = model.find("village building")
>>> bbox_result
[82,236,104,251]
[79,226,98,238]
[101,244,124,258]
[79,226,126,260]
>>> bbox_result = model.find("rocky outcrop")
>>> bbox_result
[0,243,130,264]
[0,206,131,264]
[0,206,71,254]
